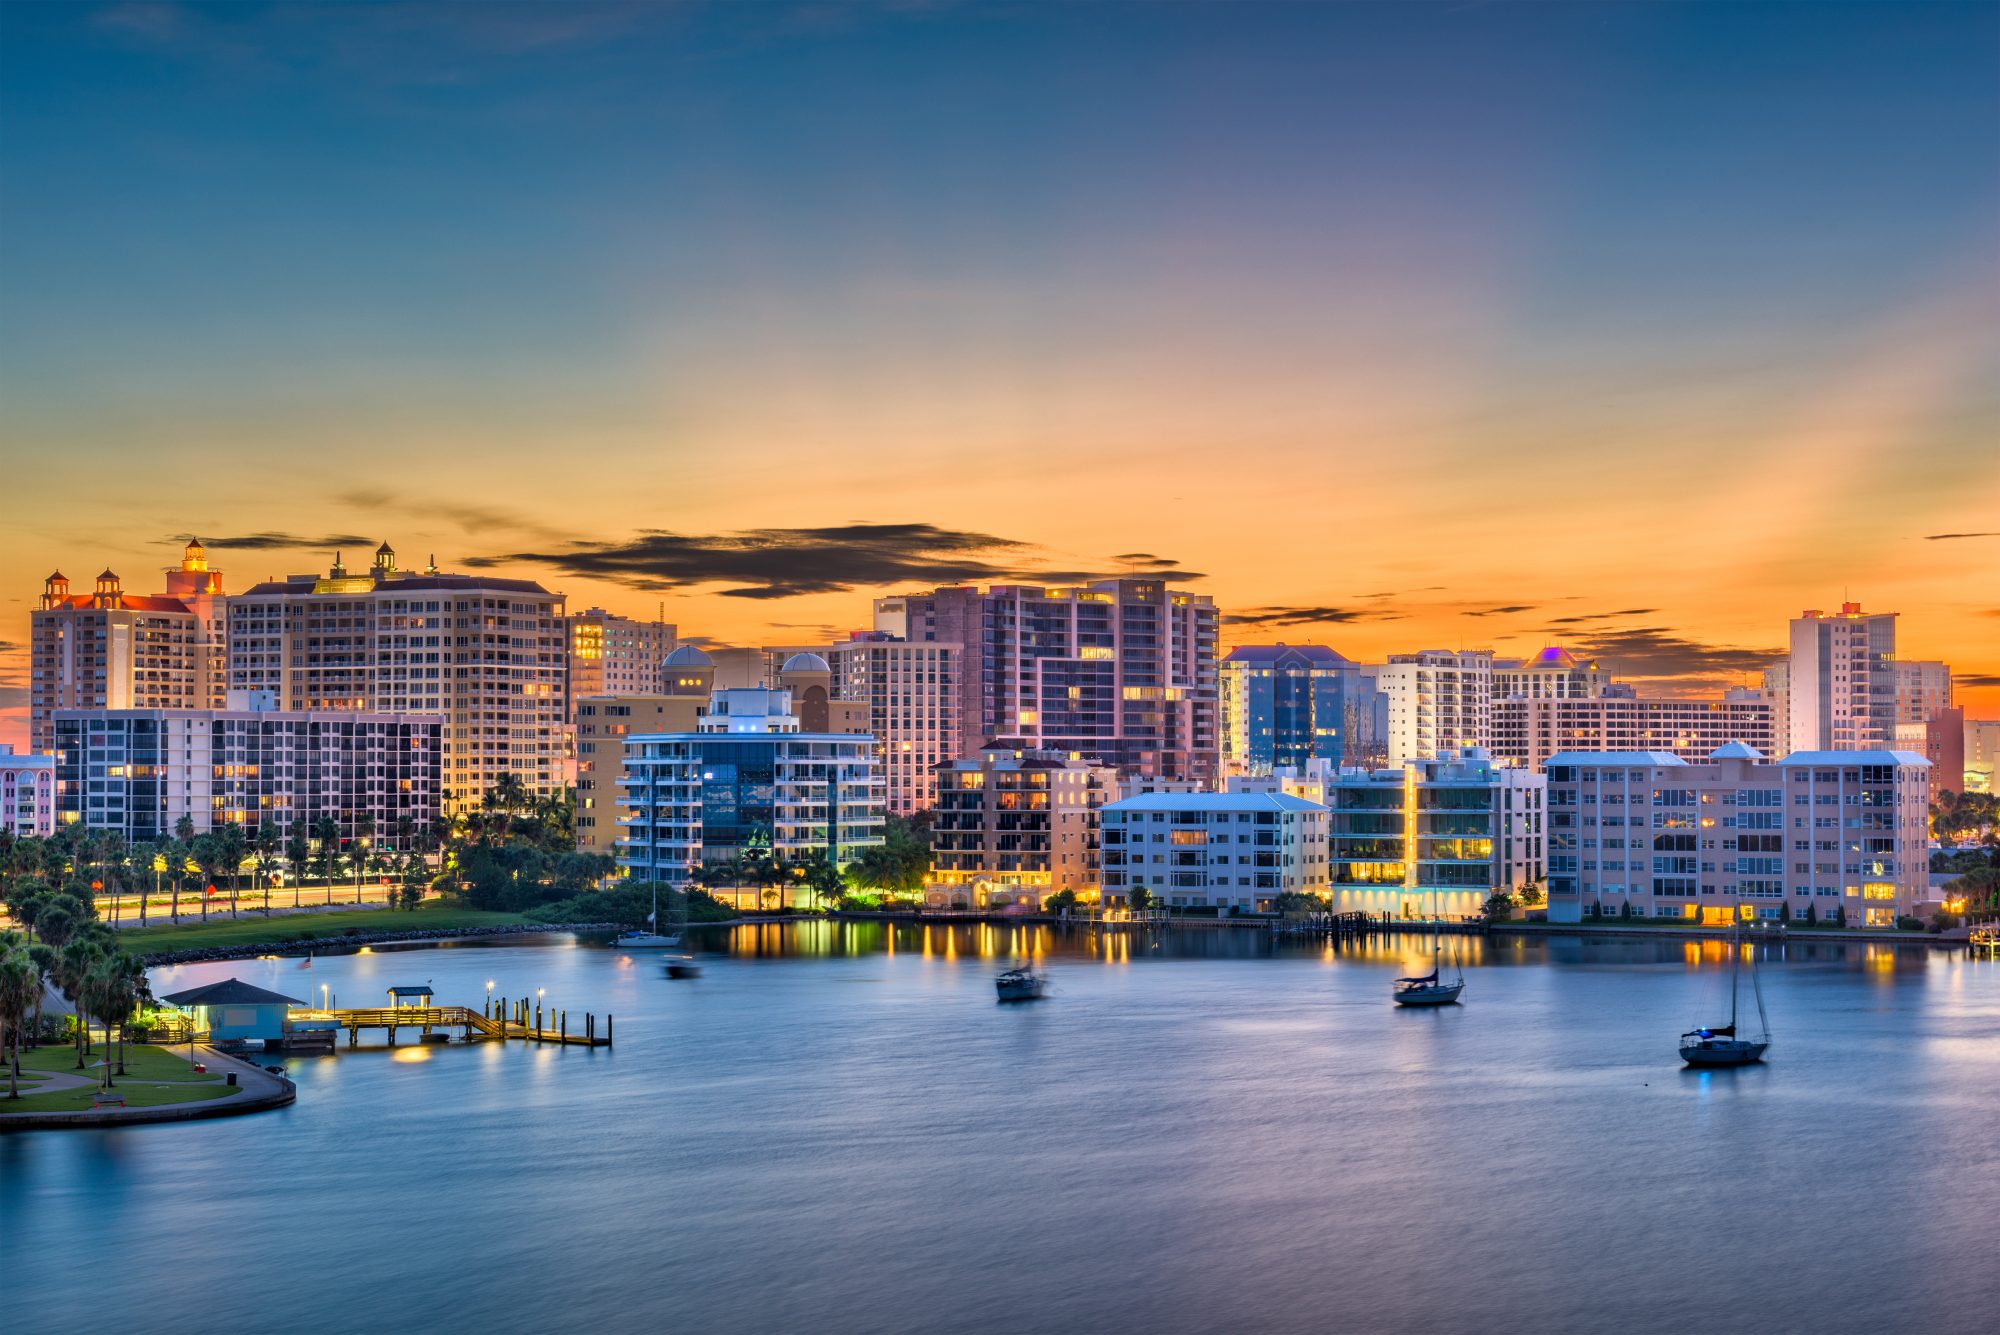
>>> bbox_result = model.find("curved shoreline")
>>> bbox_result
[0,1048,294,1134]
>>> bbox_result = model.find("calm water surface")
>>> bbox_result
[4,923,1998,1335]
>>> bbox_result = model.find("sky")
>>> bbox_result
[1,0,1996,745]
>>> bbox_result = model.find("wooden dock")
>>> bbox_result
[301,1001,612,1049]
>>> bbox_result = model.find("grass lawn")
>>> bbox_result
[116,903,532,953]
[17,1044,221,1083]
[0,1081,237,1114]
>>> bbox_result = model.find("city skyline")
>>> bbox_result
[3,1,1997,747]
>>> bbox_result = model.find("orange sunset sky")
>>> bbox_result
[1,2,1995,746]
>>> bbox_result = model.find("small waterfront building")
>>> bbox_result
[927,746,1119,909]
[1100,791,1329,914]
[1325,748,1545,920]
[0,746,55,837]
[160,978,306,1044]
[1544,743,1932,927]
[615,687,885,905]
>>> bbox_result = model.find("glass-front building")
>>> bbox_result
[1221,645,1385,776]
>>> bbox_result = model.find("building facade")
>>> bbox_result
[52,701,443,844]
[1490,691,1778,772]
[1100,791,1329,913]
[1219,644,1385,776]
[1492,647,1614,701]
[0,747,56,837]
[225,544,564,812]
[574,695,705,857]
[567,609,676,704]
[927,746,1117,909]
[32,567,201,753]
[1363,650,1494,764]
[884,578,1219,782]
[828,634,963,815]
[615,688,884,902]
[1787,602,1897,752]
[1324,748,1545,920]
[1967,719,2000,795]
[1544,743,1930,926]
[1893,660,1953,727]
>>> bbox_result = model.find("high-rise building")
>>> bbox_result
[1545,743,1930,927]
[53,697,442,844]
[29,547,227,753]
[1492,647,1614,701]
[1100,791,1330,914]
[0,746,55,836]
[927,745,1116,909]
[1898,705,1966,803]
[1893,660,1952,727]
[772,653,869,735]
[1363,650,1494,764]
[1489,691,1778,772]
[1787,602,1896,751]
[615,686,884,903]
[884,578,1219,781]
[224,543,564,812]
[566,609,675,704]
[1966,719,2000,794]
[1219,644,1386,776]
[1324,748,1544,919]
[828,633,963,815]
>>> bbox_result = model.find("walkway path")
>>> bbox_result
[0,1044,294,1131]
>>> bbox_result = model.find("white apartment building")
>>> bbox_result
[1324,748,1544,919]
[1363,650,1494,764]
[1787,602,1897,751]
[1490,690,1778,772]
[1893,660,1952,726]
[615,688,884,902]
[0,747,55,837]
[225,544,564,812]
[1100,791,1329,913]
[828,634,962,815]
[1544,743,1930,927]
[51,698,443,845]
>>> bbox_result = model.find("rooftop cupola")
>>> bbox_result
[41,571,69,609]
[374,541,396,574]
[92,568,122,608]
[182,537,208,572]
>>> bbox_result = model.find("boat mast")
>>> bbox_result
[1749,940,1769,1040]
[1729,925,1741,1031]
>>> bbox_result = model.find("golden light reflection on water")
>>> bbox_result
[390,1045,432,1064]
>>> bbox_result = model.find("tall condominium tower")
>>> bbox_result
[1363,649,1494,764]
[225,543,566,811]
[566,608,676,705]
[1219,644,1385,775]
[882,578,1219,781]
[828,633,963,815]
[1787,603,1896,752]
[30,557,213,754]
[1491,646,1614,701]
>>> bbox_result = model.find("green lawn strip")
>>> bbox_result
[0,1081,238,1114]
[115,904,532,953]
[17,1044,222,1083]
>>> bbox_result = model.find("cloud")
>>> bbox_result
[1924,532,2000,541]
[1223,606,1406,628]
[1955,673,2000,688]
[1544,608,1660,626]
[1463,605,1536,618]
[169,531,374,552]
[1567,627,1782,680]
[0,685,26,709]
[335,491,569,544]
[466,523,1194,600]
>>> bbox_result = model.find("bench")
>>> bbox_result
[91,1093,127,1109]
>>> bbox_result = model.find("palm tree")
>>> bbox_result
[218,823,248,919]
[352,812,377,903]
[127,840,157,927]
[311,815,340,905]
[252,822,280,915]
[190,834,224,923]
[285,818,312,909]
[56,938,105,1068]
[0,940,42,1098]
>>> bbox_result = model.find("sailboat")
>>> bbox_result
[1394,887,1464,1007]
[1680,926,1770,1066]
[611,882,684,951]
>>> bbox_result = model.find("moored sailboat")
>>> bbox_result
[1394,886,1464,1007]
[1680,926,1770,1066]
[612,882,684,951]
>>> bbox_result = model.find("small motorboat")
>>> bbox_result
[1392,969,1465,1007]
[996,964,1049,1002]
[665,955,702,980]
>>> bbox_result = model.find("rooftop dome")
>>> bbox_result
[1709,740,1766,761]
[664,644,714,668]
[781,651,831,673]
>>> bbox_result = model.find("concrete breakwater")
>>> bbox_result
[140,922,621,967]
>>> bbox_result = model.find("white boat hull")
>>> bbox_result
[1681,1038,1768,1067]
[613,933,683,950]
[1394,980,1464,1007]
